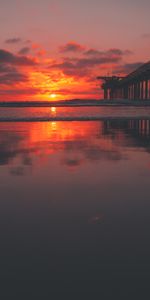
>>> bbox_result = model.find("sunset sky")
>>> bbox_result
[0,0,150,100]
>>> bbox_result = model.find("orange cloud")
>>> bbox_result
[0,41,136,101]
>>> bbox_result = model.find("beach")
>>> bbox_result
[0,106,150,295]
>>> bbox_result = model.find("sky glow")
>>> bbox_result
[0,0,150,100]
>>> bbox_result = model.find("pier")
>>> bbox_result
[97,61,150,100]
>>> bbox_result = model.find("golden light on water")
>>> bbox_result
[51,107,57,117]
[51,107,56,112]
[51,122,57,131]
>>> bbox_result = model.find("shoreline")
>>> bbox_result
[1,99,150,107]
[0,116,150,122]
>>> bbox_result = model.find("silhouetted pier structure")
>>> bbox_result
[97,61,150,100]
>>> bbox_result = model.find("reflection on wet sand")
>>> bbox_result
[103,119,150,151]
[1,118,150,291]
[0,119,150,175]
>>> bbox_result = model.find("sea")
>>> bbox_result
[0,105,150,297]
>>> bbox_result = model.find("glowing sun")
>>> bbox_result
[50,93,57,99]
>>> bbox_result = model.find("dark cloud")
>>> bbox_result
[84,48,132,57]
[0,72,27,85]
[0,48,36,89]
[0,87,41,95]
[50,46,132,78]
[0,63,28,85]
[84,49,102,56]
[59,41,86,53]
[109,48,132,56]
[114,62,144,75]
[0,49,37,66]
[18,47,31,55]
[5,38,22,44]
[50,59,88,77]
[50,55,122,78]
[0,64,16,73]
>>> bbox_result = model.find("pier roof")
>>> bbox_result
[120,61,150,84]
[97,61,150,88]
